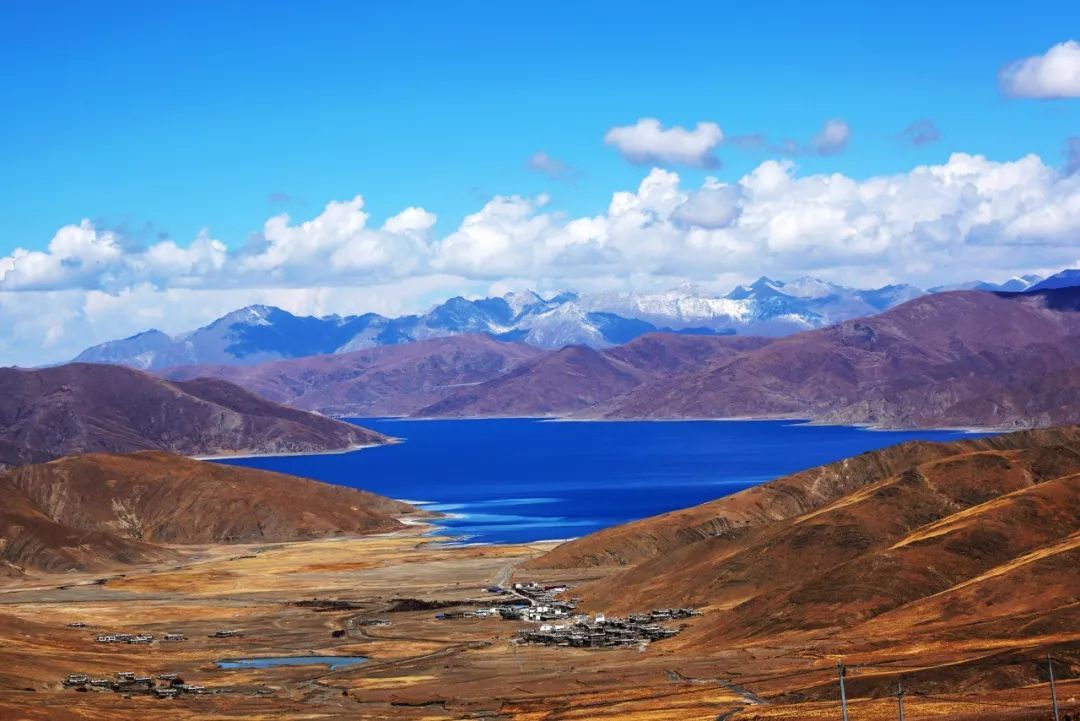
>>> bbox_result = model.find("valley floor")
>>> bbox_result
[0,524,1075,720]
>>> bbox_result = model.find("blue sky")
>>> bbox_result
[2,1,1080,365]
[2,1,1078,250]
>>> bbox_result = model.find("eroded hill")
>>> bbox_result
[0,451,419,575]
[0,363,387,467]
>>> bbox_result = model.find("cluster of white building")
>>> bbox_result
[62,671,209,698]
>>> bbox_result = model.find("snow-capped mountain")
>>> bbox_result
[577,277,924,336]
[74,305,389,370]
[76,272,1055,370]
[576,283,752,329]
[930,274,1045,293]
[1027,269,1079,291]
[72,329,181,370]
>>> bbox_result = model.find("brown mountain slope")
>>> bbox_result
[0,363,386,468]
[595,288,1080,427]
[161,334,544,416]
[526,427,1080,661]
[529,425,1080,571]
[417,345,648,416]
[418,334,773,417]
[602,333,772,376]
[0,451,418,574]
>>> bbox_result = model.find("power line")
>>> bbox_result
[911,691,1048,712]
[731,665,835,685]
[709,650,1077,720]
[838,653,1076,720]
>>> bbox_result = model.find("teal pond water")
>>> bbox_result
[216,656,368,671]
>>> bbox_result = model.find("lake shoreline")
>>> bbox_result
[191,440,396,462]
[379,413,1007,434]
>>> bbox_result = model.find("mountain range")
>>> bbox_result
[72,275,982,370]
[162,334,547,417]
[585,285,1080,428]
[155,283,1080,429]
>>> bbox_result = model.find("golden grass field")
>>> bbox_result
[0,524,1075,720]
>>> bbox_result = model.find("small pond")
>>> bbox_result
[216,655,368,671]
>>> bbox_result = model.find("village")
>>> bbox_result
[58,626,247,700]
[437,581,701,648]
[62,671,209,699]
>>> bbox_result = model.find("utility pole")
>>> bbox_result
[896,679,906,721]
[1048,654,1060,721]
[838,662,849,721]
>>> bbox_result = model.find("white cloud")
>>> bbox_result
[999,40,1080,98]
[809,119,851,155]
[0,196,439,296]
[0,221,125,290]
[433,195,557,278]
[140,231,228,286]
[3,152,1080,365]
[526,151,579,181]
[604,118,723,167]
[382,206,437,235]
[672,180,744,229]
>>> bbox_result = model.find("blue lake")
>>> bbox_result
[217,419,984,544]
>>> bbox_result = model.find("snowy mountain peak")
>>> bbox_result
[547,290,580,304]
[929,274,1046,293]
[517,302,609,348]
[129,329,172,341]
[1028,269,1080,291]
[501,290,549,318]
[750,275,783,290]
[214,304,280,327]
[668,281,710,297]
[781,276,846,298]
[726,276,788,300]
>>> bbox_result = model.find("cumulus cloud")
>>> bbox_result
[382,206,437,235]
[140,231,227,286]
[999,40,1080,98]
[671,181,743,229]
[0,196,441,296]
[3,152,1080,365]
[433,194,555,278]
[526,151,580,181]
[427,153,1078,283]
[897,119,942,147]
[0,221,126,291]
[604,118,723,167]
